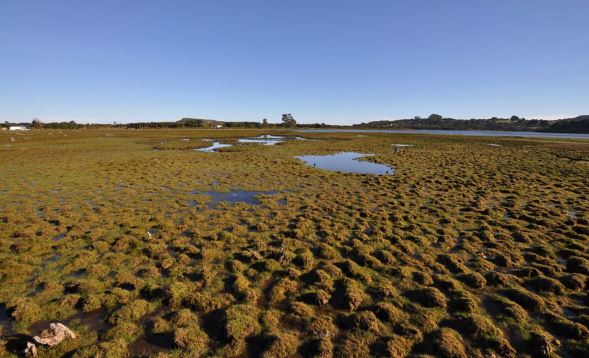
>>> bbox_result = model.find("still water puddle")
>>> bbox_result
[238,135,286,145]
[296,152,394,175]
[238,135,304,145]
[193,190,279,208]
[196,142,232,152]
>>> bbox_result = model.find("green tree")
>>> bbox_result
[32,118,43,128]
[281,114,297,128]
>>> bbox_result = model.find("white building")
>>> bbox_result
[9,126,29,131]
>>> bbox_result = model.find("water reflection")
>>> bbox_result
[194,190,279,208]
[296,152,394,175]
[196,142,232,152]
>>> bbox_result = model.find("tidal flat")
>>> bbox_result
[0,129,588,357]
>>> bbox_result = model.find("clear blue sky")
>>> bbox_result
[1,1,587,124]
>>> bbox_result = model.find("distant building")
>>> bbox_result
[215,124,224,128]
[9,126,29,131]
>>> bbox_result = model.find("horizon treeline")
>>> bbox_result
[2,114,588,133]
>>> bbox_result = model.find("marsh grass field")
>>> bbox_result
[1,129,588,357]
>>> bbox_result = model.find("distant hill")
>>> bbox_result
[544,115,589,133]
[352,114,589,133]
[177,118,224,127]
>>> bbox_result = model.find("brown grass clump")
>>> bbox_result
[332,278,367,311]
[448,314,516,357]
[260,332,299,358]
[405,287,447,308]
[431,327,468,358]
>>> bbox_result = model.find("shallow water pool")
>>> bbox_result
[194,190,280,208]
[296,152,394,175]
[196,142,232,152]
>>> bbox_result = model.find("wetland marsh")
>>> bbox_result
[0,129,588,357]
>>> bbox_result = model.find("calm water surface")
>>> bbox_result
[300,129,589,139]
[196,142,232,152]
[296,152,394,175]
[194,190,279,208]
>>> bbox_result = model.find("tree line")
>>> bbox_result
[353,114,589,133]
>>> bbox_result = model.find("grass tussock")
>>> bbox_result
[0,129,588,356]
